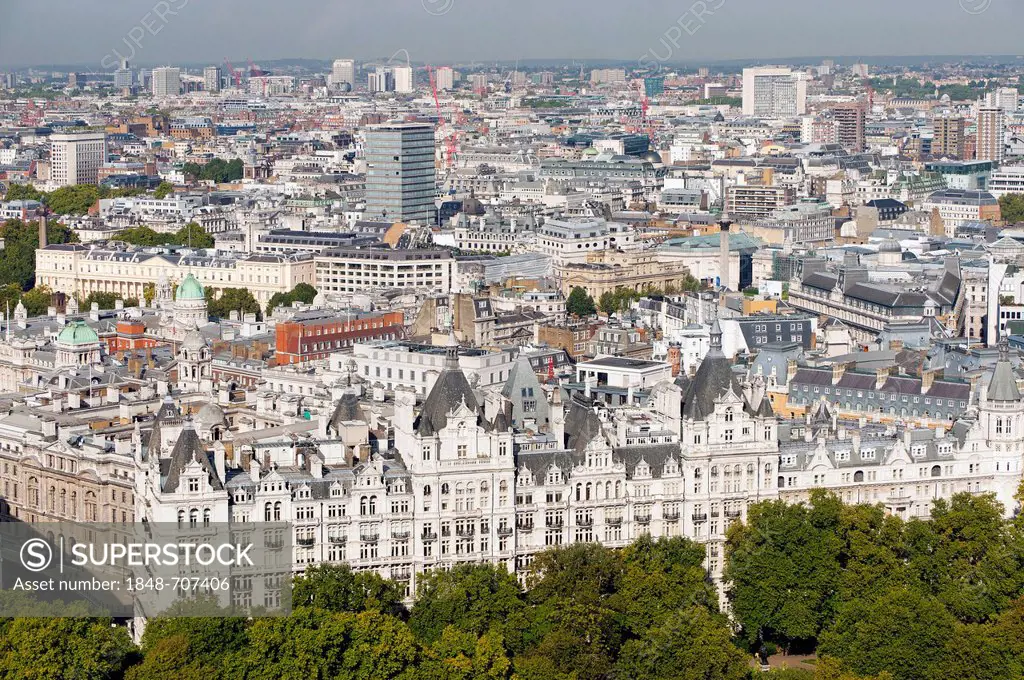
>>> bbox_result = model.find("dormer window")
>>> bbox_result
[187,477,200,493]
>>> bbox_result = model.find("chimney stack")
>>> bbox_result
[38,215,47,249]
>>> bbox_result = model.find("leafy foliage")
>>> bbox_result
[0,218,79,290]
[153,181,174,200]
[266,282,318,315]
[182,158,244,183]
[999,193,1024,224]
[206,287,261,320]
[115,223,214,249]
[566,286,596,317]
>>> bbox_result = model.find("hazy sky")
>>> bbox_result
[1,0,1021,69]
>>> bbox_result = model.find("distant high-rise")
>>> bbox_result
[742,67,807,117]
[697,67,710,79]
[831,102,866,153]
[368,68,396,93]
[435,66,454,91]
[364,122,436,224]
[331,59,356,89]
[933,116,966,159]
[590,68,626,85]
[114,58,133,91]
[469,74,488,93]
[393,66,414,93]
[67,72,84,89]
[987,87,1019,113]
[50,131,107,187]
[203,65,222,93]
[976,105,1006,164]
[151,67,181,97]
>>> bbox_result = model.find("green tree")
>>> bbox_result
[0,218,78,289]
[725,491,843,647]
[410,564,527,645]
[175,222,214,248]
[143,281,156,306]
[153,181,174,200]
[44,184,102,215]
[291,563,405,616]
[616,606,748,680]
[81,291,123,310]
[3,184,44,202]
[0,617,135,680]
[206,287,261,320]
[20,286,52,316]
[115,226,177,247]
[999,193,1024,224]
[266,282,320,316]
[818,586,956,680]
[566,286,596,317]
[598,291,618,315]
[420,627,512,680]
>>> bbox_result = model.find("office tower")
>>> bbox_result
[742,67,807,117]
[697,67,710,79]
[819,59,834,76]
[50,131,107,187]
[67,72,84,88]
[203,65,222,92]
[851,63,870,79]
[987,87,1019,113]
[331,58,356,89]
[435,66,454,91]
[977,106,1006,164]
[831,102,866,152]
[151,66,181,96]
[645,76,665,98]
[368,68,396,93]
[393,66,414,93]
[113,58,133,91]
[364,122,436,224]
[933,116,966,159]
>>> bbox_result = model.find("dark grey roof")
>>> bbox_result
[988,347,1021,402]
[328,392,361,433]
[161,424,223,493]
[682,350,743,420]
[415,343,481,436]
[563,392,605,452]
[615,443,680,479]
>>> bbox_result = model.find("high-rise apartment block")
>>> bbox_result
[151,66,181,97]
[987,87,1019,113]
[368,68,396,93]
[331,59,356,89]
[742,67,807,117]
[831,102,866,152]
[393,66,414,93]
[113,58,133,91]
[933,115,966,159]
[590,68,626,85]
[364,122,436,224]
[435,67,454,91]
[203,66,222,93]
[976,106,1006,164]
[50,131,107,187]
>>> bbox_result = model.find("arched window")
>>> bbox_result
[369,495,377,514]
[70,491,77,519]
[47,486,56,513]
[747,463,755,476]
[360,496,368,515]
[265,502,273,522]
[615,481,621,498]
[778,476,785,488]
[481,481,489,493]
[203,508,211,526]
[711,466,719,477]
[60,489,66,515]
[273,501,281,521]
[930,465,942,478]
[189,508,198,527]
[575,483,582,502]
[441,483,450,495]
[424,485,432,496]
[499,481,507,492]
[585,483,592,501]
[178,509,185,527]
[854,471,864,482]
[605,481,611,498]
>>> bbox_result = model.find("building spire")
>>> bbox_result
[445,327,459,368]
[710,318,723,350]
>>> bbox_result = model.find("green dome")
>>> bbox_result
[176,274,205,301]
[57,320,99,346]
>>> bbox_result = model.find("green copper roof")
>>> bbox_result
[57,320,99,346]
[176,274,205,301]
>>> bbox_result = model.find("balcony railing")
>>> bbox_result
[392,531,411,540]
[635,514,652,524]
[577,517,594,527]
[391,568,412,581]
[663,511,680,521]
[266,539,284,550]
[545,518,564,528]
[360,533,379,543]
[456,527,476,537]
[328,535,347,545]
[516,523,534,533]
[497,526,513,537]
[296,537,315,547]
[724,510,741,519]
[691,513,708,522]
[421,531,438,541]
[606,517,623,526]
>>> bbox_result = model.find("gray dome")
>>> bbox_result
[196,402,227,427]
[183,328,208,351]
[878,238,901,254]
[641,151,663,164]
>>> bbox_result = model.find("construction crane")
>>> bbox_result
[224,57,242,88]
[247,58,266,78]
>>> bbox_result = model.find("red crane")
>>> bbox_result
[224,57,242,88]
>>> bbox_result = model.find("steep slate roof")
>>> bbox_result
[988,341,1022,402]
[682,320,744,420]
[328,391,361,432]
[563,392,605,452]
[415,338,481,436]
[161,423,224,493]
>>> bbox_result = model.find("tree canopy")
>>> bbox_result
[182,158,244,183]
[0,218,79,290]
[1000,193,1024,224]
[566,286,596,317]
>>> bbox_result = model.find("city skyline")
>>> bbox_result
[1,0,1023,69]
